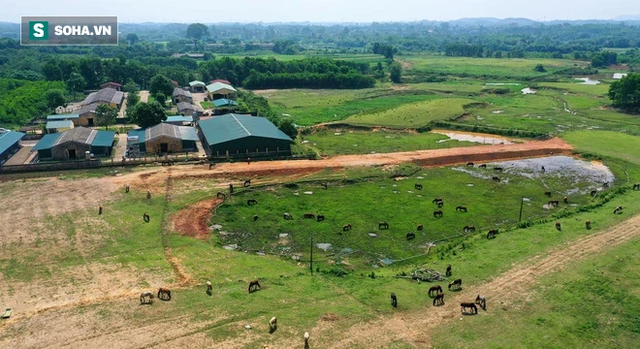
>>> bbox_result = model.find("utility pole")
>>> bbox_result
[519,197,524,222]
[310,236,313,276]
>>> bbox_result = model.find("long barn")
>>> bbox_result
[198,113,292,157]
[32,127,115,160]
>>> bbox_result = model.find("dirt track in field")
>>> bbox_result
[171,198,223,240]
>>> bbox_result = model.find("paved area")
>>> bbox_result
[3,146,34,165]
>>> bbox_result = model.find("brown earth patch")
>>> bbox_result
[171,198,223,240]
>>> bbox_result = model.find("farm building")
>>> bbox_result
[199,113,292,157]
[46,120,74,133]
[127,123,198,154]
[613,73,628,79]
[206,82,237,100]
[100,82,122,91]
[177,102,204,117]
[32,127,115,160]
[0,129,25,165]
[164,115,194,126]
[213,98,238,108]
[189,80,206,93]
[172,88,193,104]
[210,79,231,85]
[82,87,124,108]
[47,113,81,126]
[76,103,99,126]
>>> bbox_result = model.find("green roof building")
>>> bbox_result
[198,114,292,157]
[32,127,115,160]
[0,129,25,165]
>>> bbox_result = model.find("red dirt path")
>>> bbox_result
[171,198,223,240]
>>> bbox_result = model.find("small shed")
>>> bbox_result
[47,114,81,126]
[613,73,628,80]
[177,102,204,117]
[172,88,193,104]
[164,115,194,126]
[0,129,25,165]
[127,123,198,154]
[206,82,237,100]
[46,120,75,133]
[82,87,124,108]
[32,127,115,160]
[213,98,239,108]
[189,80,206,93]
[100,82,122,91]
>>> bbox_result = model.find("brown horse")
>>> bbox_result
[206,281,213,293]
[585,220,591,229]
[229,183,234,193]
[417,224,424,231]
[379,221,389,229]
[463,225,475,233]
[428,285,443,297]
[320,182,328,189]
[448,279,462,291]
[494,167,503,172]
[157,288,171,300]
[406,232,416,240]
[243,180,251,187]
[248,279,261,293]
[247,199,258,205]
[563,196,568,204]
[253,214,259,221]
[555,221,562,231]
[283,213,293,220]
[492,176,501,182]
[461,302,478,314]
[304,213,315,219]
[390,293,398,308]
[143,212,150,223]
[613,206,623,214]
[317,215,325,222]
[446,264,452,277]
[544,191,552,197]
[475,294,486,310]
[217,192,227,200]
[433,210,443,218]
[549,200,560,207]
[415,183,423,190]
[633,183,640,190]
[456,206,468,212]
[467,162,474,167]
[432,197,443,204]
[486,229,498,239]
[433,292,445,306]
[478,164,487,168]
[342,224,352,231]
[591,190,598,197]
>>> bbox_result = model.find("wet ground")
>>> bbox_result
[432,130,515,145]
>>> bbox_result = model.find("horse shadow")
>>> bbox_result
[461,311,478,316]
[448,287,462,292]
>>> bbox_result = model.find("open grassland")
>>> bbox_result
[431,238,640,349]
[344,97,478,127]
[298,128,477,156]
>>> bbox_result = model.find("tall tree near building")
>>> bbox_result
[130,102,167,128]
[149,74,174,96]
[186,23,209,48]
[95,104,118,130]
[608,73,640,113]
[389,63,402,83]
[45,89,67,111]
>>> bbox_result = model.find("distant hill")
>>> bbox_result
[449,17,539,27]
[613,15,640,21]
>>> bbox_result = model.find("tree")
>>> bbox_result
[126,33,139,45]
[608,73,640,113]
[155,92,166,106]
[186,23,209,47]
[66,72,86,100]
[130,102,167,128]
[45,89,67,111]
[95,104,118,130]
[278,118,297,140]
[389,63,402,83]
[533,64,546,72]
[149,74,174,96]
[123,80,139,93]
[125,90,140,116]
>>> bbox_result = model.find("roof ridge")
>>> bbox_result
[231,114,251,137]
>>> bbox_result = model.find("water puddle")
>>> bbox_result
[432,130,515,145]
[368,233,377,237]
[575,77,600,85]
[485,83,521,86]
[316,243,332,251]
[223,244,238,250]
[380,258,395,265]
[521,87,537,94]
[304,191,313,195]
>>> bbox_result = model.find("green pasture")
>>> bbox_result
[344,97,477,127]
[431,238,640,349]
[563,130,640,168]
[297,128,477,156]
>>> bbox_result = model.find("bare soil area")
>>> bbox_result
[171,198,223,240]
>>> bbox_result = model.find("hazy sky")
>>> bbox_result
[1,0,638,23]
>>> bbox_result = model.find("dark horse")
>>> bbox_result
[217,192,227,200]
[406,232,416,240]
[585,220,591,229]
[432,197,443,205]
[467,162,474,167]
[317,215,325,222]
[544,191,552,197]
[555,221,562,231]
[390,293,398,308]
[243,180,251,187]
[446,264,452,277]
[486,229,498,239]
[613,206,623,214]
[415,183,423,190]
[633,183,640,190]
[463,225,475,233]
[283,213,293,220]
[417,224,424,231]
[303,213,315,219]
[248,279,261,293]
[157,288,171,301]
[343,224,352,231]
[494,167,503,172]
[433,210,443,218]
[461,302,478,314]
[253,214,259,221]
[475,294,487,310]
[478,164,487,168]
[448,279,462,291]
[229,183,234,194]
[379,221,389,229]
[433,292,445,306]
[456,206,468,212]
[321,182,328,190]
[428,285,443,297]
[247,199,258,205]
[492,176,501,182]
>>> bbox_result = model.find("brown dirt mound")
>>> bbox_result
[172,198,223,240]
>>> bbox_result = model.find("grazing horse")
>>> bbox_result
[143,212,150,223]
[433,292,445,306]
[585,220,591,229]
[456,206,468,212]
[478,164,487,168]
[555,221,562,231]
[157,288,171,300]
[544,191,552,197]
[390,293,398,308]
[437,201,444,208]
[304,213,316,219]
[253,214,259,221]
[433,210,443,218]
[415,183,423,190]
[613,206,623,214]
[317,215,325,222]
[125,184,130,193]
[475,294,486,310]
[541,166,546,173]
[633,183,640,190]
[432,197,443,205]
[206,281,212,293]
[379,221,389,229]
[146,191,151,199]
[342,224,352,231]
[417,224,424,231]
[321,182,328,190]
[140,292,154,304]
[563,196,568,204]
[217,192,227,200]
[283,213,293,220]
[304,332,310,349]
[406,232,416,240]
[492,176,500,182]
[446,264,452,277]
[229,183,234,194]
[591,190,598,197]
[548,200,560,207]
[428,285,443,297]
[494,167,503,172]
[486,229,498,239]
[603,181,609,188]
[98,205,103,215]
[463,225,475,233]
[269,316,277,333]
[248,279,261,293]
[460,302,478,314]
[449,279,462,290]
[247,199,258,205]
[467,162,474,167]
[243,180,251,187]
